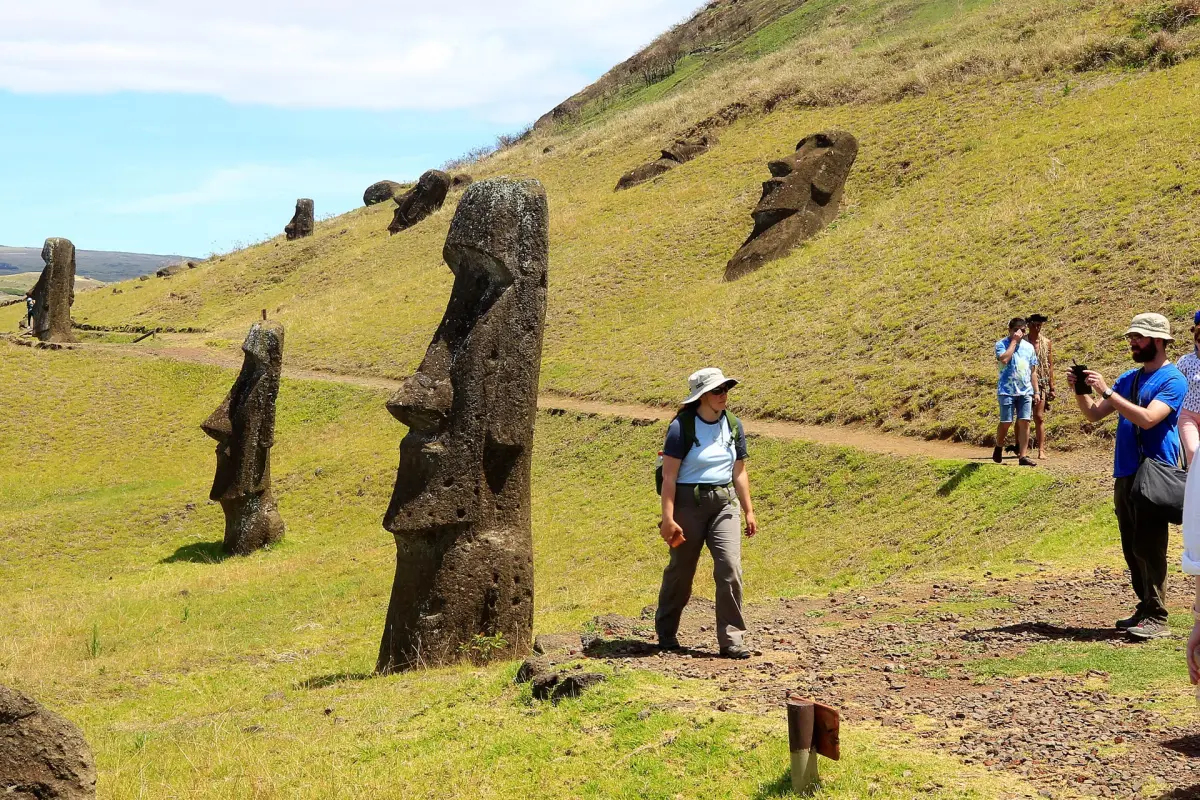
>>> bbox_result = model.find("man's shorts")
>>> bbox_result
[998,394,1033,423]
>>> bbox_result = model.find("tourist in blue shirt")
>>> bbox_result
[993,317,1040,467]
[1069,312,1187,640]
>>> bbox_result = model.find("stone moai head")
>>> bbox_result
[388,169,451,234]
[377,177,549,673]
[284,198,315,240]
[30,237,76,343]
[725,130,858,280]
[201,320,286,555]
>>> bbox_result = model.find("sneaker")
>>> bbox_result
[1018,456,1038,467]
[1115,612,1142,630]
[1127,619,1172,640]
[720,645,752,660]
[992,446,1003,464]
[657,639,682,652]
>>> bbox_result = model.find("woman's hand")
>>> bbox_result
[1188,619,1200,686]
[660,517,683,545]
[744,511,758,538]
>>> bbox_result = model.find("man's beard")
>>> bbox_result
[1131,341,1157,362]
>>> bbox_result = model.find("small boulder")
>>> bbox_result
[156,263,186,278]
[515,655,552,683]
[551,673,606,702]
[531,672,561,701]
[364,180,404,206]
[533,633,583,657]
[0,685,96,799]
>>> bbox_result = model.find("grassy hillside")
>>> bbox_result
[16,0,1200,451]
[3,346,1121,798]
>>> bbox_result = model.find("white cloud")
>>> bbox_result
[0,0,702,114]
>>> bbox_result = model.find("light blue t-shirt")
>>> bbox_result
[663,414,748,485]
[995,338,1039,396]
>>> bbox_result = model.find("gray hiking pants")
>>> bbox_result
[655,485,746,650]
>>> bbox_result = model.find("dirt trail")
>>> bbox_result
[546,569,1200,799]
[73,340,1110,475]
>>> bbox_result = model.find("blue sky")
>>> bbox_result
[0,1,701,257]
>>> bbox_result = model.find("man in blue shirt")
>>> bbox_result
[1069,312,1187,640]
[993,317,1039,466]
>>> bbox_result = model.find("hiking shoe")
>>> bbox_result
[720,645,752,660]
[1018,456,1038,467]
[992,446,1003,464]
[657,639,682,652]
[1127,619,1172,640]
[1115,612,1142,630]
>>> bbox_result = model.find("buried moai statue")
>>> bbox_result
[284,198,314,240]
[387,169,451,234]
[377,177,549,673]
[725,130,858,281]
[615,135,717,191]
[29,238,76,343]
[201,321,286,556]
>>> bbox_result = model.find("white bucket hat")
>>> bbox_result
[683,367,739,404]
[1124,312,1174,342]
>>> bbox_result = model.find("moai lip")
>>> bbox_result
[30,237,77,343]
[725,130,858,280]
[201,320,286,556]
[377,177,549,673]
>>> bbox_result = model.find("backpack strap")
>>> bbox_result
[723,411,742,448]
[1128,369,1145,464]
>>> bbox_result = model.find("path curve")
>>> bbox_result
[81,341,1107,475]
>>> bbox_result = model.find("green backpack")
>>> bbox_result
[655,408,742,495]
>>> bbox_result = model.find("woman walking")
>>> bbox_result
[656,367,758,659]
[1175,311,1200,465]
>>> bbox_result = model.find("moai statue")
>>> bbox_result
[725,130,858,280]
[29,237,76,343]
[284,198,314,240]
[377,177,549,673]
[615,134,718,191]
[388,170,451,234]
[201,321,286,556]
[364,180,404,206]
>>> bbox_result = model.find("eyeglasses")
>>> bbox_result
[709,385,730,396]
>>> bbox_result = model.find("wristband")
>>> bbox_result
[1103,388,1114,399]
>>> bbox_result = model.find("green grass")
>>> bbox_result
[0,347,1062,798]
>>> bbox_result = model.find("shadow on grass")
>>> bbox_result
[1154,786,1200,800]
[754,770,807,798]
[965,622,1126,643]
[1162,734,1200,758]
[937,462,980,496]
[295,673,374,690]
[161,541,226,564]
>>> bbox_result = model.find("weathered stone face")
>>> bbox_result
[377,177,549,673]
[29,238,76,343]
[0,685,96,799]
[284,198,315,240]
[364,180,404,206]
[725,130,858,280]
[451,174,474,190]
[202,321,286,556]
[615,135,717,191]
[388,170,451,234]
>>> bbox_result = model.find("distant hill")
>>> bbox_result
[0,246,196,283]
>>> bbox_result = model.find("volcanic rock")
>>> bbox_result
[725,130,857,280]
[284,198,314,240]
[0,684,96,799]
[451,174,474,190]
[29,238,76,344]
[364,180,404,206]
[377,177,549,673]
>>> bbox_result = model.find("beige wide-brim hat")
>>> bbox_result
[683,367,739,404]
[1124,312,1174,342]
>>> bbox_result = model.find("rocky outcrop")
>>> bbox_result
[725,130,858,280]
[202,321,286,556]
[377,178,549,673]
[615,135,717,191]
[0,684,96,799]
[284,199,314,240]
[364,180,405,206]
[29,238,76,344]
[387,170,451,234]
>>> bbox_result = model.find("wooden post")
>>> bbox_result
[787,694,840,795]
[261,309,267,321]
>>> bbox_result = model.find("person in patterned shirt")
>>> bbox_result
[1027,313,1055,460]
[1175,310,1200,466]
[993,317,1039,467]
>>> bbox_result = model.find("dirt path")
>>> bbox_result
[541,570,1200,799]
[70,340,1109,475]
